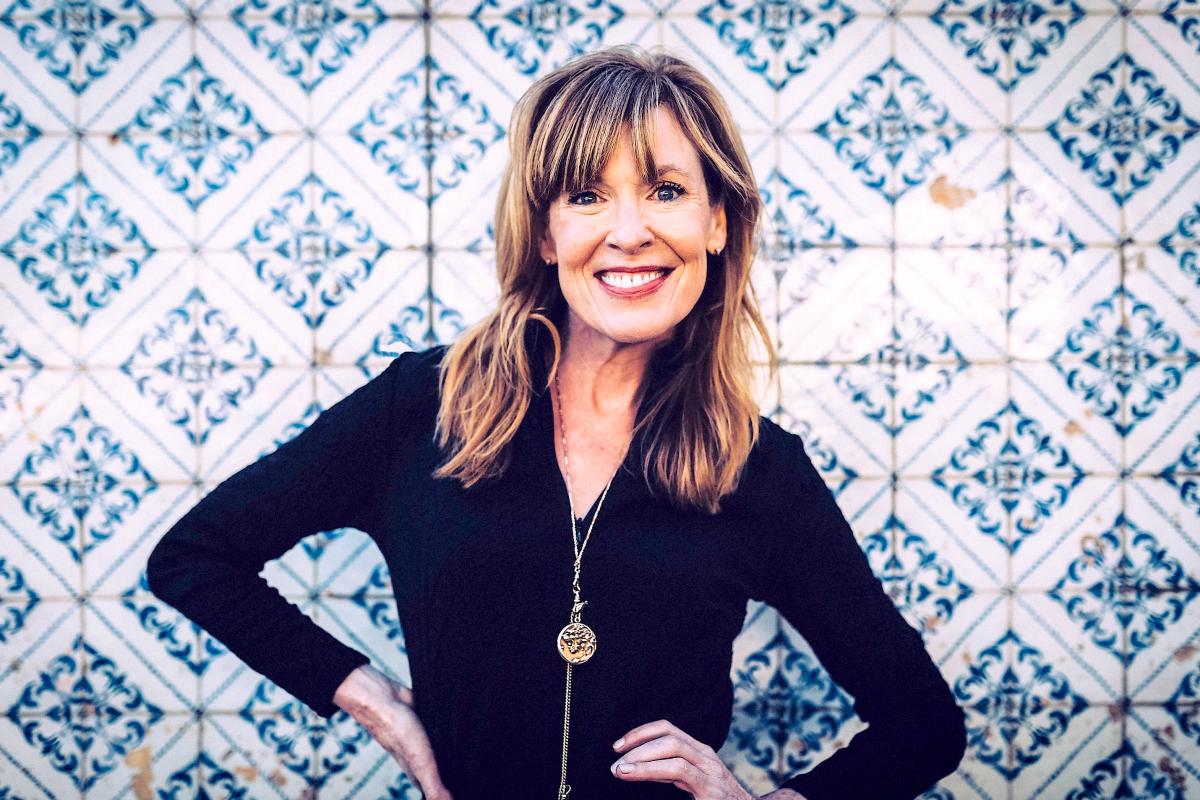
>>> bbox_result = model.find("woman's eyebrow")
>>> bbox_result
[578,165,693,192]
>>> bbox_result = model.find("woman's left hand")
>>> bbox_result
[609,719,755,799]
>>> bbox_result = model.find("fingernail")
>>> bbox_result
[619,763,634,773]
[613,738,624,749]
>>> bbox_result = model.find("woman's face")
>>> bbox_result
[538,105,727,352]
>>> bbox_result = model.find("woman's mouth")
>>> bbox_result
[595,268,673,298]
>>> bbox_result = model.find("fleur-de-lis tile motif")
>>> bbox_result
[1161,0,1200,55]
[697,0,857,91]
[0,557,39,644]
[757,167,857,264]
[469,0,625,76]
[1047,52,1200,208]
[0,91,41,176]
[363,284,464,356]
[1167,661,1200,749]
[815,56,969,204]
[1064,739,1186,799]
[729,627,855,780]
[1161,431,1200,519]
[832,305,970,437]
[239,680,373,788]
[351,562,408,655]
[932,398,1085,554]
[12,405,157,563]
[231,0,387,94]
[863,521,973,637]
[1159,201,1200,289]
[1051,286,1200,437]
[118,286,273,446]
[0,0,155,95]
[122,575,228,676]
[114,55,271,211]
[954,629,1088,779]
[158,750,251,799]
[5,634,165,791]
[235,173,391,328]
[2,173,154,327]
[930,0,1084,92]
[351,55,506,201]
[0,326,44,414]
[1049,516,1200,666]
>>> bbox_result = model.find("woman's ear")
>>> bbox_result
[707,203,727,255]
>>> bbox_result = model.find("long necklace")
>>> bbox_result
[553,372,628,800]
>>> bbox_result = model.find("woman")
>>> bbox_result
[146,44,965,800]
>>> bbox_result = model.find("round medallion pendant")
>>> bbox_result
[557,621,597,664]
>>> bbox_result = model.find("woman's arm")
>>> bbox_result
[145,352,415,719]
[757,433,967,799]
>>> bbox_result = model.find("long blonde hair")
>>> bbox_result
[432,43,775,515]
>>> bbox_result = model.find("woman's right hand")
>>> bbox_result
[334,663,454,800]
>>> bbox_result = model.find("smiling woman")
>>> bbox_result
[145,43,965,800]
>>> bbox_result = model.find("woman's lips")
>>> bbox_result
[595,269,672,298]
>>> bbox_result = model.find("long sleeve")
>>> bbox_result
[761,434,967,799]
[145,352,411,719]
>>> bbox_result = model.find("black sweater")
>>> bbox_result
[145,342,965,799]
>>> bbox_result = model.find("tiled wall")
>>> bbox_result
[2,0,1199,797]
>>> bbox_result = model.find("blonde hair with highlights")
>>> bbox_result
[431,43,775,515]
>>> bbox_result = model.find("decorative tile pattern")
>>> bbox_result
[114,55,272,211]
[1047,52,1200,208]
[0,0,156,95]
[930,0,1085,93]
[2,173,154,327]
[1,0,1198,796]
[954,629,1088,779]
[118,287,273,446]
[698,0,857,91]
[1049,517,1200,666]
[231,0,388,94]
[815,56,970,204]
[4,634,165,791]
[12,405,157,563]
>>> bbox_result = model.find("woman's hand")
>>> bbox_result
[334,664,454,800]
[609,718,756,799]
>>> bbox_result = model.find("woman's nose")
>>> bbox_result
[605,200,653,252]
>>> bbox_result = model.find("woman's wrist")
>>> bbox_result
[333,662,394,715]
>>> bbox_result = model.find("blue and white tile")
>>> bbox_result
[1011,708,1120,799]
[1122,248,1200,475]
[201,708,326,796]
[320,596,412,684]
[765,8,882,131]
[1008,244,1122,365]
[894,363,1010,478]
[720,599,777,796]
[314,251,429,365]
[894,17,1009,130]
[0,25,76,133]
[430,249,505,344]
[894,475,1006,595]
[662,13,778,131]
[766,137,892,249]
[778,365,894,479]
[1009,12,1122,129]
[1008,361,1124,478]
[894,245,1008,362]
[1126,705,1200,793]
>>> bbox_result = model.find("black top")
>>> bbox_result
[145,341,965,799]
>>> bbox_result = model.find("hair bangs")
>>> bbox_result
[527,67,664,209]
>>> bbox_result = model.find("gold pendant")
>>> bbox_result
[557,621,596,663]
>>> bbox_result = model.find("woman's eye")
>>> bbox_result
[656,182,685,201]
[567,190,598,205]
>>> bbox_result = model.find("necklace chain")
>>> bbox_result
[552,370,629,800]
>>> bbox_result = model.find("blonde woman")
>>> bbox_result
[147,44,965,800]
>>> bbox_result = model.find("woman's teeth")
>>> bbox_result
[598,270,666,288]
